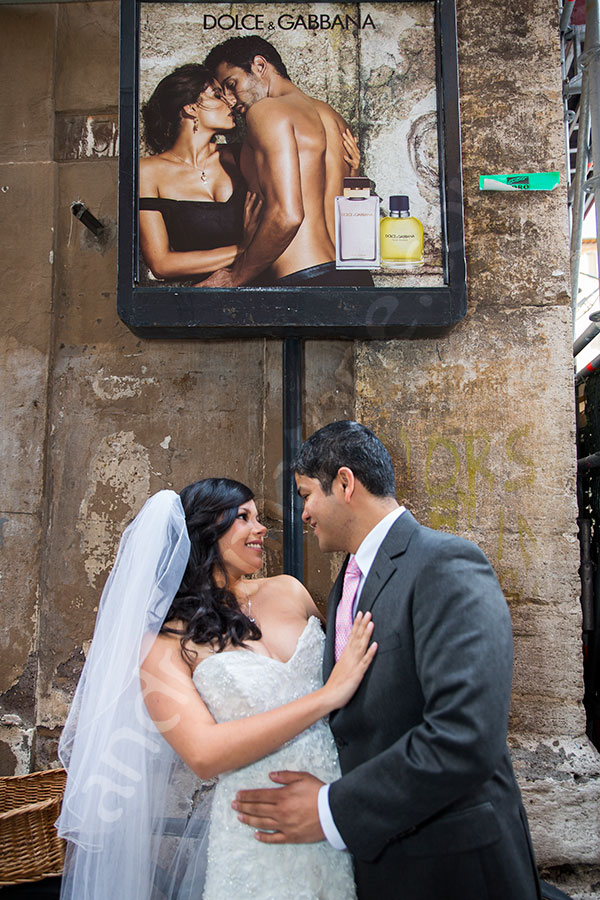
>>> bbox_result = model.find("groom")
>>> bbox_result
[233,421,542,900]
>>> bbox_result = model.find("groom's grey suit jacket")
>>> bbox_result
[323,511,541,900]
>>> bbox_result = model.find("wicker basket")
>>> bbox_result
[0,768,67,885]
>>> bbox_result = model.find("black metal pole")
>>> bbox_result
[282,338,304,579]
[576,351,600,384]
[578,517,596,636]
[574,319,600,357]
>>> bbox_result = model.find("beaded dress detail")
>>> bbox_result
[193,616,356,900]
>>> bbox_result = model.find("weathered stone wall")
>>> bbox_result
[0,3,58,774]
[0,1,598,896]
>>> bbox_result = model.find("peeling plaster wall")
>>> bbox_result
[0,1,598,895]
[0,3,57,774]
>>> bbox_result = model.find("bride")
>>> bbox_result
[57,479,377,899]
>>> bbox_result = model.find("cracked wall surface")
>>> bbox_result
[0,1,598,895]
[0,2,57,774]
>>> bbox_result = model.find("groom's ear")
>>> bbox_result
[336,467,355,502]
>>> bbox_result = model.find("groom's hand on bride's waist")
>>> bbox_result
[232,770,325,844]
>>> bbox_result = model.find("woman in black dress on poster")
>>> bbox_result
[139,64,359,285]
[139,64,261,284]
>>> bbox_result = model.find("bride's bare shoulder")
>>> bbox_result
[142,621,215,674]
[252,575,323,621]
[141,626,189,676]
[253,573,305,594]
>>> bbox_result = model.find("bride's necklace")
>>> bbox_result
[166,150,208,183]
[239,585,256,623]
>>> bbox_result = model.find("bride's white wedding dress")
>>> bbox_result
[192,616,357,900]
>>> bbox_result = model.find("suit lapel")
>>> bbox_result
[323,511,419,678]
[356,509,419,615]
[355,553,395,615]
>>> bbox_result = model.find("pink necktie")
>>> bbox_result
[335,557,362,661]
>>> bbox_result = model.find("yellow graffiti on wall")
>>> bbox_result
[400,426,536,596]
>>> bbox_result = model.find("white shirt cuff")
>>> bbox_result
[317,783,347,850]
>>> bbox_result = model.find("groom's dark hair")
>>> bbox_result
[204,36,290,80]
[294,421,396,497]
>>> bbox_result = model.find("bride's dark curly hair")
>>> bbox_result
[161,478,262,655]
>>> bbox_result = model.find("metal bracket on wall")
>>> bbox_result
[71,201,105,237]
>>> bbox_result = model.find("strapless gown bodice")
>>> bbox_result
[192,616,356,900]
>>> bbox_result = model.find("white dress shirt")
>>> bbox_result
[317,505,406,850]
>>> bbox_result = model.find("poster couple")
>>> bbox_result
[139,35,376,288]
[57,422,541,900]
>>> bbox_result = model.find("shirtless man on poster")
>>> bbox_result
[202,36,373,287]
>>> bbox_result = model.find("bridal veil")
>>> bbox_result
[57,490,214,899]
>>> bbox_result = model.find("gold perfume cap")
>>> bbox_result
[343,177,371,198]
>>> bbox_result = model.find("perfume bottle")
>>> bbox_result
[380,195,424,268]
[335,177,380,269]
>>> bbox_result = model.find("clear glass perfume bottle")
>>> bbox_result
[380,195,424,268]
[335,178,380,269]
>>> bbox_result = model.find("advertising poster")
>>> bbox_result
[138,2,443,289]
[118,0,465,337]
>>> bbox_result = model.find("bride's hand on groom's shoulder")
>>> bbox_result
[323,611,377,711]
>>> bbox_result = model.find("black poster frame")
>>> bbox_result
[118,0,466,339]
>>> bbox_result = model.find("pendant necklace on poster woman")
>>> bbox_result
[165,150,209,183]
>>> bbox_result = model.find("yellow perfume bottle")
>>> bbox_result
[380,195,424,268]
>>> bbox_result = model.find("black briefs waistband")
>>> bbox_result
[274,261,375,287]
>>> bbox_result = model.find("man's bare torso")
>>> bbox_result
[241,89,351,280]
